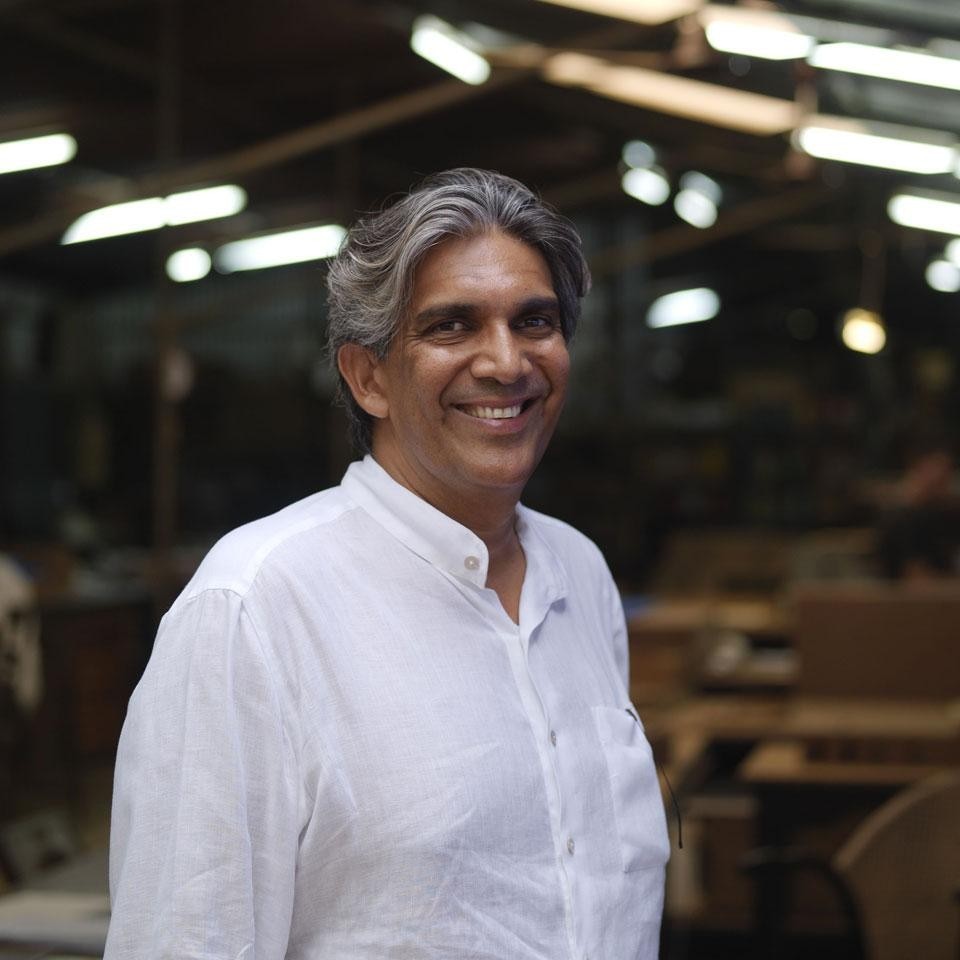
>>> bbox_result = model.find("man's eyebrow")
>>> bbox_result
[411,295,561,327]
[517,296,560,314]
[412,302,478,325]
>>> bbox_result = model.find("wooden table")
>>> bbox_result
[628,596,794,700]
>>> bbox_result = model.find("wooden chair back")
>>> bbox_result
[835,771,960,960]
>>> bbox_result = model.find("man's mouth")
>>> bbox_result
[459,399,533,420]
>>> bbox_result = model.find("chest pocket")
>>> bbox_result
[592,705,670,873]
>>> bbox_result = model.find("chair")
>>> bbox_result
[743,770,960,960]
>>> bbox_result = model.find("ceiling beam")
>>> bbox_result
[0,73,525,258]
[0,18,642,258]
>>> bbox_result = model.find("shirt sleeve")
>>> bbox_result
[600,561,630,694]
[104,589,299,960]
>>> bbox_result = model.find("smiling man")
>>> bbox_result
[106,169,669,960]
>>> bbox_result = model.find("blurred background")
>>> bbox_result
[1,0,959,957]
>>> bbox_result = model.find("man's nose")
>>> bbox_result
[470,324,532,383]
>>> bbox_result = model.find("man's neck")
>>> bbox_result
[470,511,526,624]
[368,450,527,622]
[430,496,527,624]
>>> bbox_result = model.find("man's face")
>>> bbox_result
[367,229,570,513]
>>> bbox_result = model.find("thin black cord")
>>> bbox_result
[626,708,683,850]
[657,761,683,851]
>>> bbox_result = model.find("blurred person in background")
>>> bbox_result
[105,169,669,960]
[876,437,960,581]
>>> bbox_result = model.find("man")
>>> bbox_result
[876,438,960,581]
[106,168,669,960]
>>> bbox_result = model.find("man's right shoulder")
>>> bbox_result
[177,483,358,604]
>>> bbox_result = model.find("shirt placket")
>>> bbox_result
[495,599,582,960]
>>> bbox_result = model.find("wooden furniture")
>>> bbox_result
[743,771,960,960]
[835,770,960,960]
[791,583,960,701]
[738,698,960,948]
[628,596,793,700]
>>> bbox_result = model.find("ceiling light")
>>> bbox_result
[809,42,960,92]
[544,53,799,136]
[647,287,720,328]
[840,308,885,354]
[946,238,960,264]
[410,15,490,85]
[62,197,166,244]
[704,21,814,61]
[534,0,701,26]
[680,171,721,201]
[674,191,717,228]
[674,172,721,229]
[62,184,247,244]
[926,260,960,293]
[166,248,212,283]
[214,223,346,273]
[0,132,77,175]
[164,185,247,226]
[622,139,656,169]
[621,166,670,206]
[888,191,960,236]
[796,118,957,175]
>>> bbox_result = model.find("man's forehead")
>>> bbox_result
[412,232,551,288]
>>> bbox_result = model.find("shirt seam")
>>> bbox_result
[179,501,363,604]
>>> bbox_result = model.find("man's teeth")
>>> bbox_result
[464,403,523,419]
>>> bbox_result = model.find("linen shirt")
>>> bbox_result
[106,455,669,960]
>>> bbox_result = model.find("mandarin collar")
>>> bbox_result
[341,456,567,604]
[342,455,490,587]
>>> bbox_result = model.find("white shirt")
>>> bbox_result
[106,455,668,960]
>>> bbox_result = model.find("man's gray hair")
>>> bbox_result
[326,167,591,453]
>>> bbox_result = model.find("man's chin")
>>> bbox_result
[456,450,545,494]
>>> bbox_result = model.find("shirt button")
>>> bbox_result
[464,555,480,571]
[567,837,575,855]
[550,729,557,746]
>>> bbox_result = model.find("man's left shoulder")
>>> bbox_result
[519,505,607,569]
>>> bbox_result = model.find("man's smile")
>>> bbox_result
[457,398,537,420]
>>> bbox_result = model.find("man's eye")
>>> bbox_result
[519,315,557,330]
[429,319,468,334]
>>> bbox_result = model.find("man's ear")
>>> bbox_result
[337,343,390,420]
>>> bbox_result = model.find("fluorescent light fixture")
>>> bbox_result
[166,248,212,283]
[63,197,166,244]
[680,171,720,202]
[705,22,814,61]
[926,259,960,293]
[622,139,656,169]
[62,184,247,244]
[165,185,247,226]
[888,191,960,236]
[673,171,720,228]
[647,287,720,328]
[674,190,718,228]
[622,166,670,206]
[535,0,701,26]
[411,15,490,85]
[0,132,77,175]
[796,117,956,175]
[215,223,346,273]
[544,52,799,135]
[840,308,885,354]
[700,5,814,59]
[809,42,960,92]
